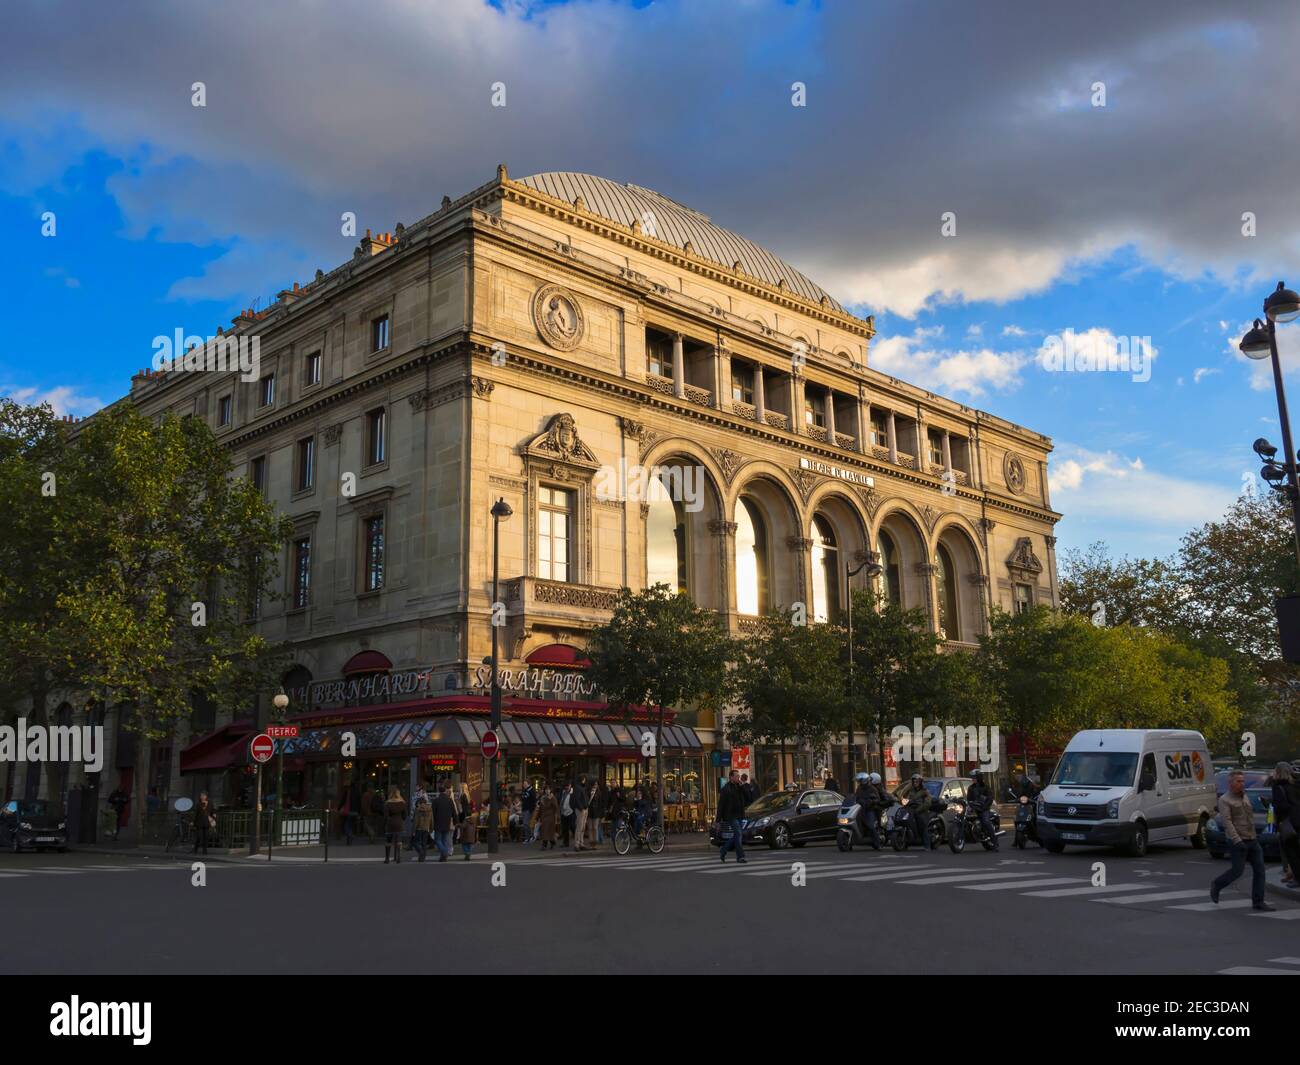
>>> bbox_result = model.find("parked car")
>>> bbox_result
[1206,788,1281,861]
[0,799,69,853]
[1213,769,1272,796]
[732,788,844,849]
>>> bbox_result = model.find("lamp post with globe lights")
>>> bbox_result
[845,553,884,780]
[1239,282,1300,570]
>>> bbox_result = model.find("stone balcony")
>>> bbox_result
[503,577,621,632]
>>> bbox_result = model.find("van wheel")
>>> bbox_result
[1045,841,1065,854]
[1190,817,1208,850]
[1126,824,1148,858]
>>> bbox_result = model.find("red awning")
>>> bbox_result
[180,720,254,773]
[342,650,393,675]
[525,643,591,668]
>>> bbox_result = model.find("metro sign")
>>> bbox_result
[267,725,299,739]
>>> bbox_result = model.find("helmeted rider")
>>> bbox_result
[895,772,933,849]
[852,772,881,849]
[966,769,999,850]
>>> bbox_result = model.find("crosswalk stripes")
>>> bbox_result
[1219,957,1300,975]
[1170,898,1254,911]
[891,871,1035,886]
[959,877,1083,891]
[1019,882,1159,898]
[1095,889,1208,905]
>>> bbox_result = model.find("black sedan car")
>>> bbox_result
[1206,788,1280,861]
[709,788,844,849]
[0,799,69,853]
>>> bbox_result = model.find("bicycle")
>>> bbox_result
[164,814,193,853]
[612,813,665,855]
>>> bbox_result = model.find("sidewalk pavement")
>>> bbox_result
[69,835,716,864]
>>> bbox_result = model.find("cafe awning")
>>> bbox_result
[179,719,254,773]
[274,715,703,759]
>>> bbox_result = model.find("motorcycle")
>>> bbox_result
[1012,794,1040,849]
[946,798,1002,853]
[890,796,947,851]
[836,797,892,851]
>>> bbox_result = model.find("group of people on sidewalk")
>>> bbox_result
[507,777,658,850]
[340,781,479,863]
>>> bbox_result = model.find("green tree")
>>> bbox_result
[843,590,942,773]
[52,407,292,839]
[1059,542,1181,627]
[583,583,729,830]
[726,609,845,783]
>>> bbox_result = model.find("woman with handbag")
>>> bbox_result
[383,787,407,865]
[1270,763,1300,887]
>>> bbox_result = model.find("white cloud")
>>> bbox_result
[871,328,1027,396]
[1050,444,1233,532]
[1002,324,1030,337]
[3,385,104,417]
[1192,366,1219,383]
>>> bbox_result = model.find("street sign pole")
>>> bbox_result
[250,763,262,856]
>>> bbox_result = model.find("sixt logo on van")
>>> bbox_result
[1165,752,1203,782]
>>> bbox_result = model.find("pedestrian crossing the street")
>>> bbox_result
[533,850,1299,918]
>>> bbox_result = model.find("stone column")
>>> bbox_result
[672,332,685,399]
[825,390,837,444]
[942,429,953,472]
[887,410,898,464]
[715,344,732,411]
[915,406,927,471]
[790,374,804,435]
[710,519,738,632]
[915,561,938,631]
[787,535,814,612]
[754,364,766,423]
[857,388,870,454]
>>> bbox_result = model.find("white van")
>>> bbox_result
[1037,729,1216,857]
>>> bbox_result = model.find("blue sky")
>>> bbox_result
[4,0,1299,563]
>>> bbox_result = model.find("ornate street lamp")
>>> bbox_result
[845,553,883,782]
[487,498,513,853]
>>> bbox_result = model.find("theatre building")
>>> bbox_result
[15,166,1060,822]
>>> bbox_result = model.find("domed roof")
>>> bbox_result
[516,171,843,313]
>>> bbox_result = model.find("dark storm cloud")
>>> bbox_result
[4,0,1297,313]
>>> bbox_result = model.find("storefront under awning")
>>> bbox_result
[276,715,702,759]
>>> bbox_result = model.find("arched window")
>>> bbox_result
[646,469,688,593]
[810,515,840,622]
[877,529,901,606]
[735,497,769,616]
[936,543,960,641]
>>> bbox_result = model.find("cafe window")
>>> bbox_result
[537,485,574,582]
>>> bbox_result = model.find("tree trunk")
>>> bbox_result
[133,729,151,846]
[655,705,665,832]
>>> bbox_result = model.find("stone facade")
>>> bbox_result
[7,165,1060,811]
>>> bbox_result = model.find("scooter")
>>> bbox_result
[891,796,947,851]
[836,797,892,851]
[1012,794,1040,849]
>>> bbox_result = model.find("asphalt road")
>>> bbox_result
[2,838,1295,974]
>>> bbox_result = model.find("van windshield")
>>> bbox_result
[1051,752,1139,788]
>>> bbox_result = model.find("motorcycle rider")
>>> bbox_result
[852,772,881,850]
[895,772,933,849]
[967,769,999,850]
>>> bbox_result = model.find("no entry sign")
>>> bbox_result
[249,733,274,764]
[481,729,500,760]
